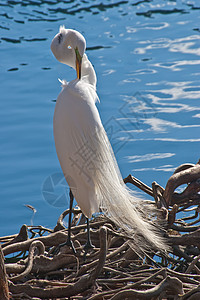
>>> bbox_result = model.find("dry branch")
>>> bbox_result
[164,163,200,206]
[8,226,107,299]
[0,245,9,300]
[2,160,200,299]
[110,276,183,300]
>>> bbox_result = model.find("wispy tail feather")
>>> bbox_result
[69,123,168,253]
[93,127,167,253]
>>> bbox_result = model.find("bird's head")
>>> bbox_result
[51,26,86,80]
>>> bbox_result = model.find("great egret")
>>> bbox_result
[51,26,166,254]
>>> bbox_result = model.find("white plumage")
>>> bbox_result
[51,26,167,252]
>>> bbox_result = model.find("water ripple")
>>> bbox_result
[126,22,169,33]
[144,118,200,133]
[127,152,175,163]
[135,35,200,56]
[153,60,200,71]
[48,1,128,15]
[1,36,47,43]
[136,8,186,18]
[134,166,176,172]
[128,138,200,143]
[146,81,200,102]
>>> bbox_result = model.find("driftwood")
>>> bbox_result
[0,245,9,300]
[1,159,200,299]
[164,162,200,206]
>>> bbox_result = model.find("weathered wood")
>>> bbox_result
[164,163,200,206]
[0,245,9,300]
[2,163,200,299]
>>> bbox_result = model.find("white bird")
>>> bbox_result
[51,26,167,254]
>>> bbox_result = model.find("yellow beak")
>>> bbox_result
[75,47,82,80]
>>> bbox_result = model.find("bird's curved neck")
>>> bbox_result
[81,54,97,88]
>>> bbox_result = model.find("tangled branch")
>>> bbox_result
[1,160,200,299]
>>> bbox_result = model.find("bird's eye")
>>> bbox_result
[58,33,63,44]
[68,45,72,49]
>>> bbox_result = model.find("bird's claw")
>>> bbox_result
[66,238,76,254]
[53,239,76,255]
[83,240,94,260]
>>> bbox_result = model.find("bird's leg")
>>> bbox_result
[54,190,76,255]
[65,189,76,253]
[83,218,94,258]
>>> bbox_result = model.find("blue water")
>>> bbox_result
[0,0,200,237]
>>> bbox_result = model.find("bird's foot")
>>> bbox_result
[54,238,76,255]
[83,240,94,260]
